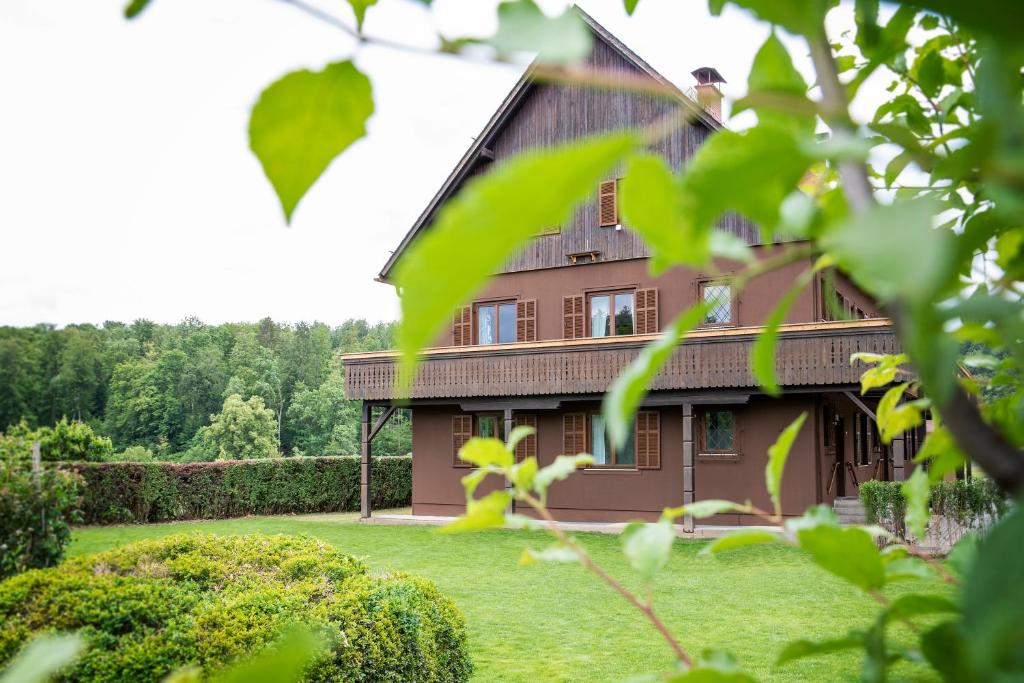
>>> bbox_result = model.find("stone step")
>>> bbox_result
[833,497,867,526]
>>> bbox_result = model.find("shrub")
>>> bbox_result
[0,460,83,580]
[0,418,113,463]
[860,476,1009,542]
[67,456,412,524]
[0,534,473,682]
[105,445,155,462]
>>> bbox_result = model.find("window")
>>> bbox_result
[699,410,737,455]
[700,282,733,327]
[476,414,505,440]
[853,413,871,466]
[588,412,636,466]
[476,301,516,344]
[588,291,635,337]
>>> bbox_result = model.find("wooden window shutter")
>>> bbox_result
[452,414,472,466]
[636,288,659,335]
[563,413,586,455]
[516,299,537,342]
[635,411,661,469]
[562,295,584,339]
[513,414,537,462]
[452,306,471,346]
[598,179,618,227]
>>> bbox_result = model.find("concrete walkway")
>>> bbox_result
[362,513,781,539]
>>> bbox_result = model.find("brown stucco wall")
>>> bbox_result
[434,247,817,347]
[410,395,830,523]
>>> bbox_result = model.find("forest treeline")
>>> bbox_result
[0,317,409,460]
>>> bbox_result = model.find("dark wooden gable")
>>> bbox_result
[378,10,756,281]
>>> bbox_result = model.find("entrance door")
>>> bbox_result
[833,416,846,496]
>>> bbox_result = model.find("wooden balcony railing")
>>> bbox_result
[342,319,898,401]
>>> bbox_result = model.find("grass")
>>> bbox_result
[68,514,944,682]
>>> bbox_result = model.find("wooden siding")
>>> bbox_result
[343,322,898,401]
[495,38,757,274]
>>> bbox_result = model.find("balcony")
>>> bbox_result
[342,319,897,402]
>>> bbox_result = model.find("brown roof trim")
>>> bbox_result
[342,318,893,363]
[376,7,720,283]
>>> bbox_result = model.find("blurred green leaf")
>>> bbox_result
[900,0,1024,42]
[797,525,885,591]
[883,556,933,582]
[742,32,814,136]
[623,0,641,15]
[461,466,496,497]
[441,490,511,533]
[885,593,956,621]
[703,529,781,555]
[822,199,955,305]
[621,519,676,581]
[0,634,84,683]
[852,352,909,394]
[509,456,538,491]
[946,531,979,578]
[776,634,862,666]
[766,412,808,517]
[752,258,824,396]
[249,61,374,224]
[534,454,594,495]
[489,0,592,65]
[875,382,924,442]
[345,0,378,31]
[506,425,535,452]
[519,543,578,565]
[394,133,636,380]
[459,437,514,468]
[620,154,710,271]
[124,0,153,19]
[784,504,839,533]
[663,499,747,521]
[679,125,812,237]
[922,621,976,683]
[901,467,931,540]
[708,0,839,38]
[213,628,324,683]
[962,505,1024,678]
[603,304,707,449]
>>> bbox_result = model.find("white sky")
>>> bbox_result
[0,0,883,328]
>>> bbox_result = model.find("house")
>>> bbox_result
[342,13,920,528]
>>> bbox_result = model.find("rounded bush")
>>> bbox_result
[0,534,472,682]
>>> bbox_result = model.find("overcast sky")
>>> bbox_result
[0,0,880,328]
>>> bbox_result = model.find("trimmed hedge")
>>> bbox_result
[65,456,411,525]
[0,534,473,682]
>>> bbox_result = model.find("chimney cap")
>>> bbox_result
[691,66,726,85]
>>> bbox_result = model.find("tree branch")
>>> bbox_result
[807,29,1024,496]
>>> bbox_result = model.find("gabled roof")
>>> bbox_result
[377,8,721,283]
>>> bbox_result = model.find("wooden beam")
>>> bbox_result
[360,402,372,520]
[368,405,398,442]
[843,391,877,422]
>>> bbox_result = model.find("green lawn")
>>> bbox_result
[68,515,941,682]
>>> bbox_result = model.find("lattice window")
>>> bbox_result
[704,410,735,452]
[701,283,733,326]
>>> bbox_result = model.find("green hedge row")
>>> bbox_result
[64,456,411,525]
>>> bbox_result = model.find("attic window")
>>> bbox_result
[568,251,600,265]
[599,180,619,227]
